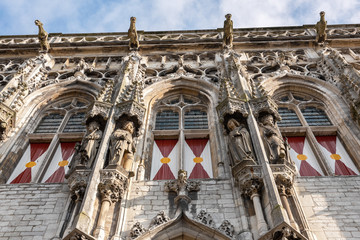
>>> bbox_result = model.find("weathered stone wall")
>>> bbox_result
[123,179,244,238]
[0,183,69,240]
[295,176,360,240]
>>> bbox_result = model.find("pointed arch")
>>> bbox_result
[136,213,231,240]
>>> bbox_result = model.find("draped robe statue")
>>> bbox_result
[227,118,254,164]
[83,121,103,168]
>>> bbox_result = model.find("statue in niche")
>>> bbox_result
[223,14,233,48]
[315,11,327,43]
[128,16,140,49]
[227,118,255,164]
[34,20,50,52]
[82,121,103,168]
[259,114,286,164]
[109,121,135,171]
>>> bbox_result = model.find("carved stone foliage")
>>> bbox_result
[0,103,15,141]
[66,169,91,201]
[218,220,235,238]
[241,176,264,198]
[195,210,215,227]
[149,211,170,228]
[130,222,146,239]
[98,169,128,203]
[274,171,294,197]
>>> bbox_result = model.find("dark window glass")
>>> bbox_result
[301,107,332,126]
[184,110,208,129]
[34,114,64,133]
[278,108,302,127]
[155,110,179,130]
[63,113,86,132]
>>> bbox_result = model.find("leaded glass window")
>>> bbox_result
[301,107,332,126]
[155,110,179,130]
[35,114,64,133]
[278,108,302,127]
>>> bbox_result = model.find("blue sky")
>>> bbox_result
[0,0,359,36]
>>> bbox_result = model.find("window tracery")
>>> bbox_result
[276,92,359,176]
[7,97,91,184]
[150,94,213,180]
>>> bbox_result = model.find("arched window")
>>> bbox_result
[7,98,90,184]
[150,94,213,180]
[276,92,359,176]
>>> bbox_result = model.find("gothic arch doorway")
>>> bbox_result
[136,213,231,240]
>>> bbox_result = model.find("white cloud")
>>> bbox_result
[0,0,358,35]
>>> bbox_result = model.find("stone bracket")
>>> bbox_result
[62,227,95,240]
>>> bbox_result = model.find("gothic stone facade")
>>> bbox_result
[0,22,360,240]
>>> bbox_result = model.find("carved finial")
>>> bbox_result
[128,16,140,50]
[223,14,233,48]
[34,20,50,52]
[315,11,327,43]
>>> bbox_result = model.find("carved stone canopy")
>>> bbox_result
[258,222,306,240]
[62,228,95,240]
[250,96,281,122]
[83,101,111,127]
[114,100,145,136]
[217,97,249,124]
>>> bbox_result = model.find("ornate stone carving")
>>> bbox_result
[115,100,146,135]
[66,168,91,197]
[164,169,200,194]
[149,211,170,228]
[195,210,215,227]
[109,121,135,171]
[315,11,327,43]
[34,20,50,52]
[99,169,128,203]
[130,222,146,239]
[74,58,94,78]
[241,176,263,198]
[251,96,281,121]
[218,220,235,237]
[226,118,255,165]
[96,79,115,103]
[259,113,287,164]
[258,222,306,240]
[223,14,233,48]
[85,101,112,123]
[128,17,140,50]
[0,103,15,141]
[62,228,95,240]
[81,120,103,168]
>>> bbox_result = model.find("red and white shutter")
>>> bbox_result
[316,136,358,175]
[151,139,179,180]
[184,138,212,179]
[8,143,50,184]
[42,142,77,183]
[287,137,323,176]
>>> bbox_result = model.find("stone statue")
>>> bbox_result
[315,11,327,43]
[109,121,135,171]
[227,118,254,164]
[223,14,233,48]
[259,114,286,164]
[82,121,103,167]
[128,16,140,49]
[34,20,50,52]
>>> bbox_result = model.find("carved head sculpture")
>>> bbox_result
[261,114,274,126]
[130,16,136,24]
[34,20,42,27]
[227,118,240,131]
[123,121,135,134]
[88,121,100,131]
[225,14,232,20]
[178,169,187,183]
[320,11,325,19]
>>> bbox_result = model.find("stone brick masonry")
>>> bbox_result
[295,176,360,240]
[0,183,68,240]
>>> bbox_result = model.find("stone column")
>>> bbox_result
[242,177,268,236]
[276,176,299,231]
[94,170,128,240]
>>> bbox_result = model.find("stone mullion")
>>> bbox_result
[246,108,288,227]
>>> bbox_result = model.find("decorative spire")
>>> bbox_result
[218,77,241,102]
